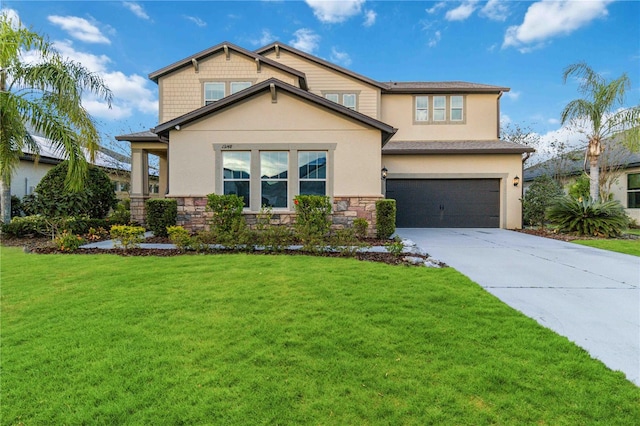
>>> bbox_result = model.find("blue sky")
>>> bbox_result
[4,0,639,159]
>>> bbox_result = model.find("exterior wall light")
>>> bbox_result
[381,166,388,180]
[513,175,520,187]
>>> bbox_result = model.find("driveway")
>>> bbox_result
[395,228,640,386]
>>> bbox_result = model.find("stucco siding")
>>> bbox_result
[381,93,499,141]
[262,50,381,119]
[11,160,56,198]
[612,166,640,222]
[382,153,524,228]
[159,52,298,122]
[168,91,382,200]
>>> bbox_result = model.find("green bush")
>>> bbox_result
[385,236,404,257]
[568,174,590,200]
[328,228,366,257]
[522,175,564,228]
[20,194,40,216]
[255,206,294,252]
[376,199,396,239]
[546,197,629,237]
[353,218,369,239]
[167,226,193,250]
[54,230,85,252]
[206,194,245,234]
[108,201,131,224]
[146,199,177,237]
[10,195,22,218]
[293,195,332,251]
[1,215,48,237]
[110,225,145,249]
[30,161,117,219]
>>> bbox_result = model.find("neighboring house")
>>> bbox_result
[524,140,640,222]
[13,133,158,202]
[118,41,532,230]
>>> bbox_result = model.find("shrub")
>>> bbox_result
[546,197,629,237]
[328,228,366,257]
[1,215,48,237]
[293,195,332,251]
[568,174,590,200]
[353,218,369,239]
[146,199,177,237]
[522,175,564,228]
[384,236,404,257]
[10,195,22,218]
[20,194,40,216]
[255,206,294,252]
[54,230,85,252]
[167,226,193,250]
[376,199,396,239]
[31,161,117,218]
[86,226,109,242]
[110,225,145,249]
[108,201,131,224]
[206,194,245,234]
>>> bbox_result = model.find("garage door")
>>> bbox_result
[386,179,500,228]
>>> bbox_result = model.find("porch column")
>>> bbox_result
[130,148,149,225]
[158,153,168,196]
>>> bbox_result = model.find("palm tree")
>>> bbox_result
[561,62,639,201]
[0,14,112,223]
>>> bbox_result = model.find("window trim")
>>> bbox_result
[432,95,446,122]
[222,151,252,209]
[260,151,289,209]
[627,172,640,208]
[321,91,360,111]
[450,95,464,122]
[298,151,328,196]
[202,79,257,105]
[413,94,467,125]
[213,143,336,212]
[414,95,429,123]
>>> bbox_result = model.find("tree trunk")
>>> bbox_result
[1,179,11,224]
[589,155,599,201]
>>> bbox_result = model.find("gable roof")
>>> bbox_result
[153,78,397,145]
[382,81,510,94]
[256,42,388,90]
[148,41,308,89]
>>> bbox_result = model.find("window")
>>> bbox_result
[223,151,251,208]
[628,173,640,208]
[343,94,356,110]
[230,81,251,94]
[450,96,463,121]
[324,93,357,110]
[433,96,446,121]
[148,184,158,194]
[415,96,429,121]
[261,152,288,208]
[299,151,327,196]
[204,82,225,105]
[120,182,130,192]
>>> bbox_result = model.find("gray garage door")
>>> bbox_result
[386,179,500,228]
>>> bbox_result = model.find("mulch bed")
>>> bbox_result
[514,227,640,241]
[2,235,429,266]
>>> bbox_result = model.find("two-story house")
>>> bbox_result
[117,41,533,231]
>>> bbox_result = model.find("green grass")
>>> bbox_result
[2,248,638,424]
[574,237,640,256]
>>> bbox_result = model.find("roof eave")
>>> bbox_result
[382,87,510,94]
[383,148,534,155]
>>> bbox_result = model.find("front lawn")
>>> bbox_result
[1,248,638,424]
[574,238,640,256]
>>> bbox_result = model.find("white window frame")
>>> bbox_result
[433,96,446,122]
[260,151,289,209]
[298,151,327,196]
[222,151,251,209]
[204,82,225,105]
[324,93,340,103]
[230,81,251,94]
[415,96,429,122]
[450,95,464,121]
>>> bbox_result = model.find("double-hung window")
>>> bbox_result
[415,96,429,121]
[450,96,463,121]
[324,93,357,110]
[204,82,225,105]
[299,151,327,196]
[230,81,251,94]
[222,151,251,208]
[433,96,446,121]
[261,152,288,208]
[325,93,340,103]
[628,173,640,208]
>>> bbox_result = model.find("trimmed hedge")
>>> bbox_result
[376,199,396,239]
[146,199,177,237]
[1,215,120,238]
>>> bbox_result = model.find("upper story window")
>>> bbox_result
[204,81,252,105]
[628,173,640,208]
[323,92,358,111]
[414,95,466,124]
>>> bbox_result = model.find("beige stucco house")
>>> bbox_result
[118,41,533,230]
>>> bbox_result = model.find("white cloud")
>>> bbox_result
[500,114,512,125]
[305,0,366,24]
[330,47,351,67]
[428,31,442,48]
[503,0,613,49]
[503,91,520,101]
[122,2,149,20]
[445,1,479,22]
[184,15,207,27]
[426,2,446,15]
[251,29,276,46]
[480,0,509,22]
[1,8,21,28]
[48,15,110,44]
[363,9,376,27]
[289,28,320,53]
[50,40,157,120]
[548,118,560,125]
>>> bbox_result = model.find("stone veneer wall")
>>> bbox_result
[172,195,382,237]
[130,197,148,226]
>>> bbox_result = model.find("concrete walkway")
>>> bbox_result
[395,228,640,386]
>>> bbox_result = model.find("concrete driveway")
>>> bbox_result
[395,228,640,386]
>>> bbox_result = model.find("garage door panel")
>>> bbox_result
[386,179,500,228]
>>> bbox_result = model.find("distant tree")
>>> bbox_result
[522,175,564,228]
[561,62,640,201]
[501,122,540,166]
[0,13,112,223]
